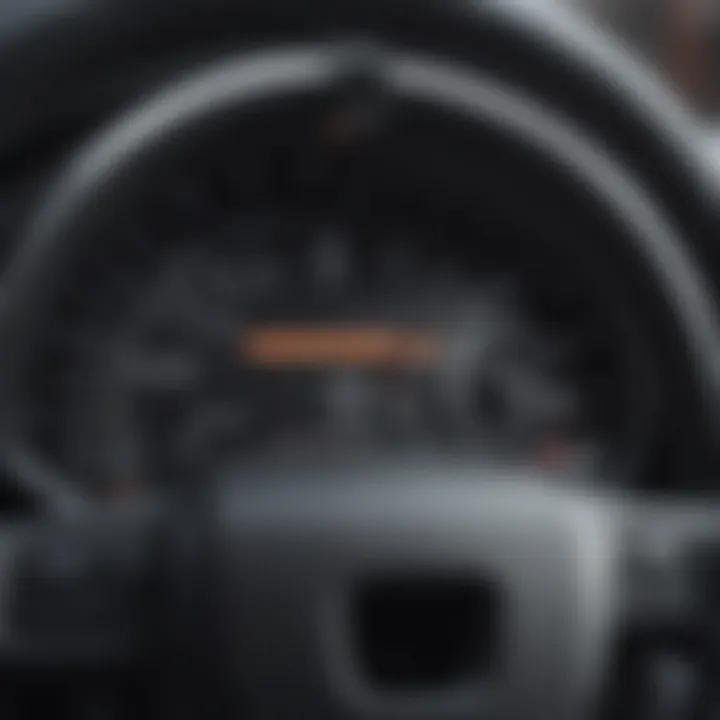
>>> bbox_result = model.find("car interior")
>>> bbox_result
[1,1,720,718]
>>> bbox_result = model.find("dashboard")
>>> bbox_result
[0,40,696,497]
[3,3,720,718]
[27,99,650,494]
[0,1,715,501]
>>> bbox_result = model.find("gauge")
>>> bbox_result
[53,212,621,494]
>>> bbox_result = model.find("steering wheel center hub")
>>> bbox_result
[213,464,620,720]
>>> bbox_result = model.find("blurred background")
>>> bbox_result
[579,0,719,120]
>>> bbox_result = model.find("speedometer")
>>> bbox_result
[57,211,621,493]
[11,68,660,497]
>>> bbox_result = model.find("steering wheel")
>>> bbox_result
[2,2,720,719]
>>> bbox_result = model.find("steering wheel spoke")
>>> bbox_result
[622,501,720,630]
[591,500,720,720]
[0,507,154,672]
[201,463,622,720]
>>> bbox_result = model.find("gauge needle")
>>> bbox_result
[238,326,441,369]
